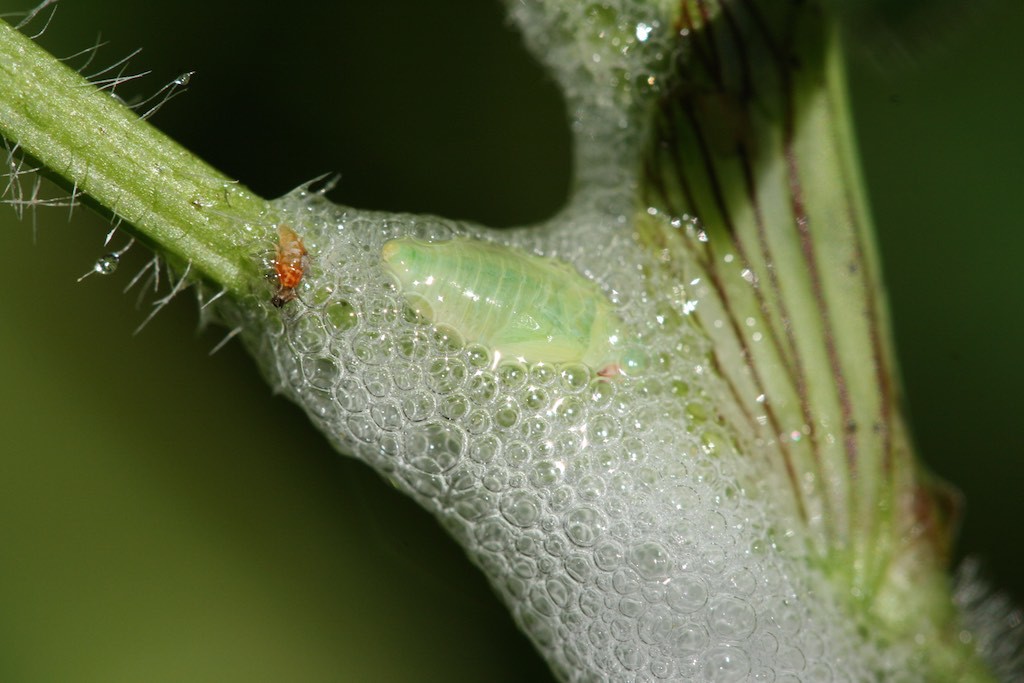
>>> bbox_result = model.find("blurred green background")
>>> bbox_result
[1,1,1021,681]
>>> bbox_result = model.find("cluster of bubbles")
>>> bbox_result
[220,187,898,682]
[211,1,942,679]
[503,0,678,207]
[504,0,673,114]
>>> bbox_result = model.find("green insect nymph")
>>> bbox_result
[381,238,629,375]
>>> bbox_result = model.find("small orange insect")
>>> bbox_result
[271,224,307,308]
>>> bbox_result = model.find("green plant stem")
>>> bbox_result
[634,5,994,678]
[0,19,270,294]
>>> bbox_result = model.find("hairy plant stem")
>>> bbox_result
[0,19,271,294]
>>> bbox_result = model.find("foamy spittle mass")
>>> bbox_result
[213,187,891,681]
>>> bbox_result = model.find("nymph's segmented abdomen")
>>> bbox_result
[381,238,623,369]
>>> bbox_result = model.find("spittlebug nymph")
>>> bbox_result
[381,238,630,375]
[271,224,307,308]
